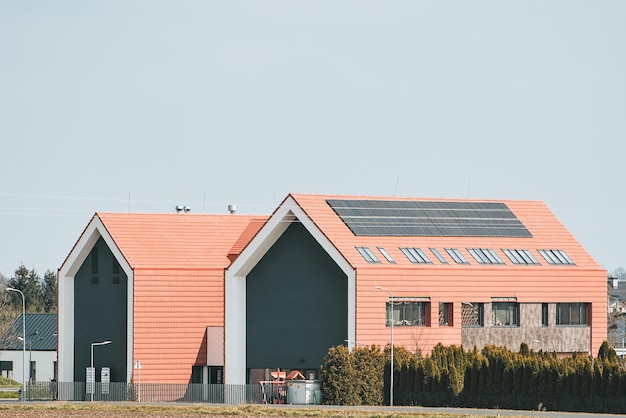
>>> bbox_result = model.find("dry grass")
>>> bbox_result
[0,403,503,418]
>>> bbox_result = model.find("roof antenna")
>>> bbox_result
[394,176,399,196]
[467,179,471,198]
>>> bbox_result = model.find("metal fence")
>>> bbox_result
[29,382,264,403]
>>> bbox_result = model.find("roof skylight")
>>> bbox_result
[400,247,432,264]
[538,249,575,265]
[468,248,504,264]
[503,249,540,265]
[356,246,381,263]
[445,248,469,264]
[430,248,448,264]
[377,247,395,263]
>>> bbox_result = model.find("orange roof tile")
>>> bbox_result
[228,218,267,262]
[97,212,268,270]
[288,193,602,270]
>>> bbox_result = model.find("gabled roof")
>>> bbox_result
[288,193,602,269]
[228,218,268,262]
[95,213,268,270]
[2,313,57,351]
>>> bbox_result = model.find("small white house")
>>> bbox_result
[0,313,57,385]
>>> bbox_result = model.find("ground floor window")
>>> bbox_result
[0,361,12,379]
[439,303,452,326]
[542,303,549,327]
[29,360,36,383]
[209,367,223,384]
[492,302,520,326]
[557,302,588,325]
[191,366,203,384]
[387,300,429,326]
[191,366,224,384]
[461,302,484,327]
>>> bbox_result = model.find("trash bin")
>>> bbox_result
[286,380,322,405]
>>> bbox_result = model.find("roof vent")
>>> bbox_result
[228,204,236,214]
[176,205,191,213]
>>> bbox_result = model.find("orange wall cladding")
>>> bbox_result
[357,264,607,357]
[132,269,224,384]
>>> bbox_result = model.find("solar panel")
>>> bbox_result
[326,199,532,237]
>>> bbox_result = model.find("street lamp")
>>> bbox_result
[374,285,394,407]
[6,287,25,402]
[18,332,42,400]
[90,340,111,401]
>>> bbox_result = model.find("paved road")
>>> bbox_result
[274,403,625,418]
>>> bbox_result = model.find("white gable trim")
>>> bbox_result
[225,196,355,384]
[57,215,134,384]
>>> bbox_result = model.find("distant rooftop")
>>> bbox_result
[2,313,57,351]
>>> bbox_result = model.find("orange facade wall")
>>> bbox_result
[132,268,224,383]
[356,263,607,357]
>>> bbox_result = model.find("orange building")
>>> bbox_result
[58,194,607,386]
[57,212,267,385]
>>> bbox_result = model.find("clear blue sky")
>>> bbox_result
[1,1,625,278]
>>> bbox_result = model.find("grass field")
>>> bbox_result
[0,377,20,400]
[0,403,508,418]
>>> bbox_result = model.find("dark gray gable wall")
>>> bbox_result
[74,237,128,382]
[246,221,348,373]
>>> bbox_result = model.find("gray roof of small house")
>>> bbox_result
[1,313,57,351]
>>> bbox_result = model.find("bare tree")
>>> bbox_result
[0,273,20,348]
[611,267,626,280]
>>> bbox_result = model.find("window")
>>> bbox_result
[542,303,549,327]
[468,248,504,264]
[445,248,469,264]
[492,302,520,326]
[377,247,395,263]
[191,366,203,384]
[30,360,36,383]
[439,303,452,326]
[503,249,540,265]
[538,249,575,265]
[0,361,12,379]
[112,259,121,285]
[557,303,588,325]
[461,302,484,327]
[91,247,99,284]
[208,366,223,384]
[400,247,432,264]
[385,299,429,326]
[430,248,448,264]
[356,247,380,263]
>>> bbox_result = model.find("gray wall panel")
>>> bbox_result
[246,222,347,372]
[74,237,127,382]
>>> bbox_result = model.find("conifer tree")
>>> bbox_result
[403,357,417,405]
[422,357,440,393]
[414,359,424,395]
[447,363,463,396]
[598,340,619,365]
[580,357,593,396]
[42,270,57,313]
[320,345,360,405]
[502,355,515,397]
[592,358,603,396]
[7,264,54,313]
[519,342,530,356]
[353,345,384,405]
